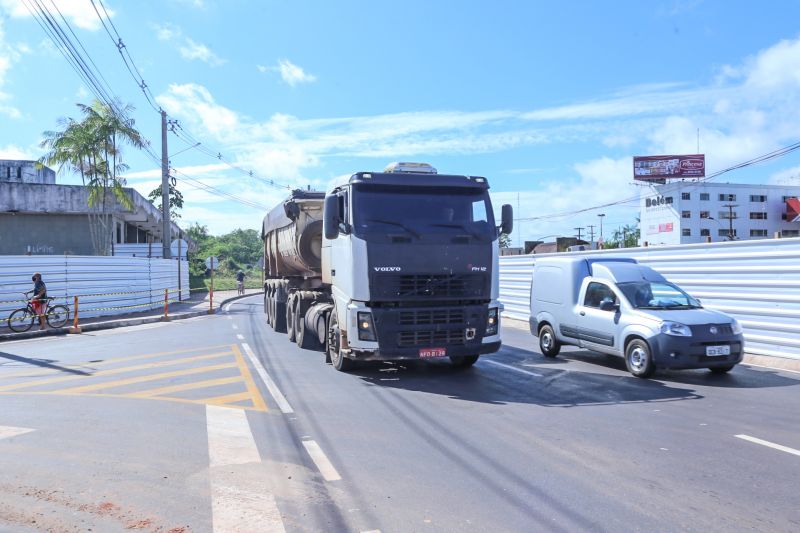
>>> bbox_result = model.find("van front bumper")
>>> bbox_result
[649,332,744,369]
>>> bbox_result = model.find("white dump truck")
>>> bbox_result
[262,162,513,371]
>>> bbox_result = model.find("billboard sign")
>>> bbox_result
[634,154,705,180]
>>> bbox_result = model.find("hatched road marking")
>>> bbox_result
[0,345,268,411]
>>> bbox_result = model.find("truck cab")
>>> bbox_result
[321,162,513,370]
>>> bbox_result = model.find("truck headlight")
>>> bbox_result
[357,312,377,341]
[486,307,499,336]
[660,321,692,337]
[731,319,743,335]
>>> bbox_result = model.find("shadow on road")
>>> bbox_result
[0,351,91,376]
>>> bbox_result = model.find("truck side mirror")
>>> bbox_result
[324,195,340,240]
[500,204,513,235]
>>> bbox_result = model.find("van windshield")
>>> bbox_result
[617,281,701,309]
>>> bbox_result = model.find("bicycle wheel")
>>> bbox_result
[8,308,35,333]
[46,305,70,328]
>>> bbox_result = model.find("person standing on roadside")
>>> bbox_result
[236,270,245,295]
[30,272,47,330]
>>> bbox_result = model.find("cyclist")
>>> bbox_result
[31,272,48,330]
[236,270,245,295]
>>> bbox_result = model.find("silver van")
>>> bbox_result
[529,256,744,378]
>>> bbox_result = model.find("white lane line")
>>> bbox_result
[0,425,35,440]
[232,324,239,330]
[236,334,244,340]
[302,439,342,482]
[240,343,294,414]
[735,434,800,458]
[206,405,286,532]
[483,359,543,377]
[361,530,382,533]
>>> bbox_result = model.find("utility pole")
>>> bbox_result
[161,109,171,259]
[587,225,596,247]
[723,204,738,240]
[598,213,605,247]
[574,227,585,241]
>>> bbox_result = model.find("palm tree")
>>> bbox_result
[40,99,148,255]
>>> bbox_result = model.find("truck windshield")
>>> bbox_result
[617,281,702,309]
[352,185,496,240]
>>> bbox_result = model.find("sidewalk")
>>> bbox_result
[0,289,264,342]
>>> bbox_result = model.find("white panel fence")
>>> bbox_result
[499,237,800,361]
[0,255,190,325]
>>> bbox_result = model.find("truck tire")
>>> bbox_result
[286,295,297,342]
[625,338,656,378]
[327,307,354,371]
[539,324,561,358]
[296,298,321,350]
[450,355,479,368]
[274,301,287,333]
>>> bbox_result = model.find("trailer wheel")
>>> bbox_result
[327,307,354,371]
[274,301,287,333]
[296,297,321,350]
[286,295,296,342]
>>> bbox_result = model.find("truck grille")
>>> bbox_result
[377,274,486,299]
[399,309,465,326]
[398,329,465,347]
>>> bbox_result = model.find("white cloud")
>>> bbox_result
[0,17,29,118]
[769,165,800,186]
[179,38,225,66]
[0,143,32,159]
[152,22,181,42]
[0,0,112,31]
[157,83,239,138]
[259,59,317,86]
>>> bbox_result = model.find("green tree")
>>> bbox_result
[40,99,147,255]
[499,233,512,248]
[148,182,184,220]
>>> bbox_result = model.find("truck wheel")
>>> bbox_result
[539,324,561,358]
[625,339,656,378]
[327,308,354,371]
[296,301,321,350]
[709,365,735,374]
[286,295,296,342]
[450,355,479,368]
[274,301,287,333]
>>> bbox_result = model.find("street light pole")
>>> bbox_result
[723,204,739,240]
[598,213,605,247]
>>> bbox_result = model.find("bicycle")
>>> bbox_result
[6,292,70,333]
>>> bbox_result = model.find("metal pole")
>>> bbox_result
[161,109,171,259]
[177,233,182,301]
[69,295,81,334]
[598,213,605,248]
[209,263,214,314]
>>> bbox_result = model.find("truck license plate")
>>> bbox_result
[706,345,730,356]
[419,348,447,358]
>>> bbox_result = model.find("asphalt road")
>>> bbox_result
[0,293,798,532]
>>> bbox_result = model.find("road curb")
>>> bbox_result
[502,315,800,374]
[0,292,264,342]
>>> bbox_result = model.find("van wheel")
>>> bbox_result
[709,365,735,374]
[539,325,561,358]
[625,339,656,378]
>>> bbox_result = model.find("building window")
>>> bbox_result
[719,229,738,238]
[783,230,800,237]
[665,196,673,204]
[719,193,736,201]
[783,213,788,221]
[750,212,768,220]
[682,229,691,237]
[700,211,710,219]
[719,210,738,219]
[681,192,691,200]
[750,229,768,237]
[750,195,767,202]
[700,228,710,237]
[682,210,691,218]
[783,196,798,202]
[700,193,710,201]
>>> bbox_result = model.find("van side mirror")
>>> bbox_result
[324,195,340,240]
[500,204,513,235]
[600,299,619,312]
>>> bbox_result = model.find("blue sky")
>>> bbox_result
[2,0,800,243]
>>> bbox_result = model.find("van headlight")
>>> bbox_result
[660,321,692,337]
[357,312,377,341]
[486,307,499,336]
[731,319,743,335]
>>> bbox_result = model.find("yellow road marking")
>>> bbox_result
[52,362,239,394]
[201,391,253,406]
[0,391,267,411]
[231,344,268,412]
[0,344,232,379]
[0,351,233,392]
[128,376,243,398]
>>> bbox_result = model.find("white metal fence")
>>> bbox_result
[0,255,189,324]
[499,237,800,360]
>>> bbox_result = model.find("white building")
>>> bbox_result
[639,181,800,245]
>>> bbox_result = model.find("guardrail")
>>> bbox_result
[499,237,800,361]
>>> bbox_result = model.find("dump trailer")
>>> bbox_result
[262,162,513,371]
